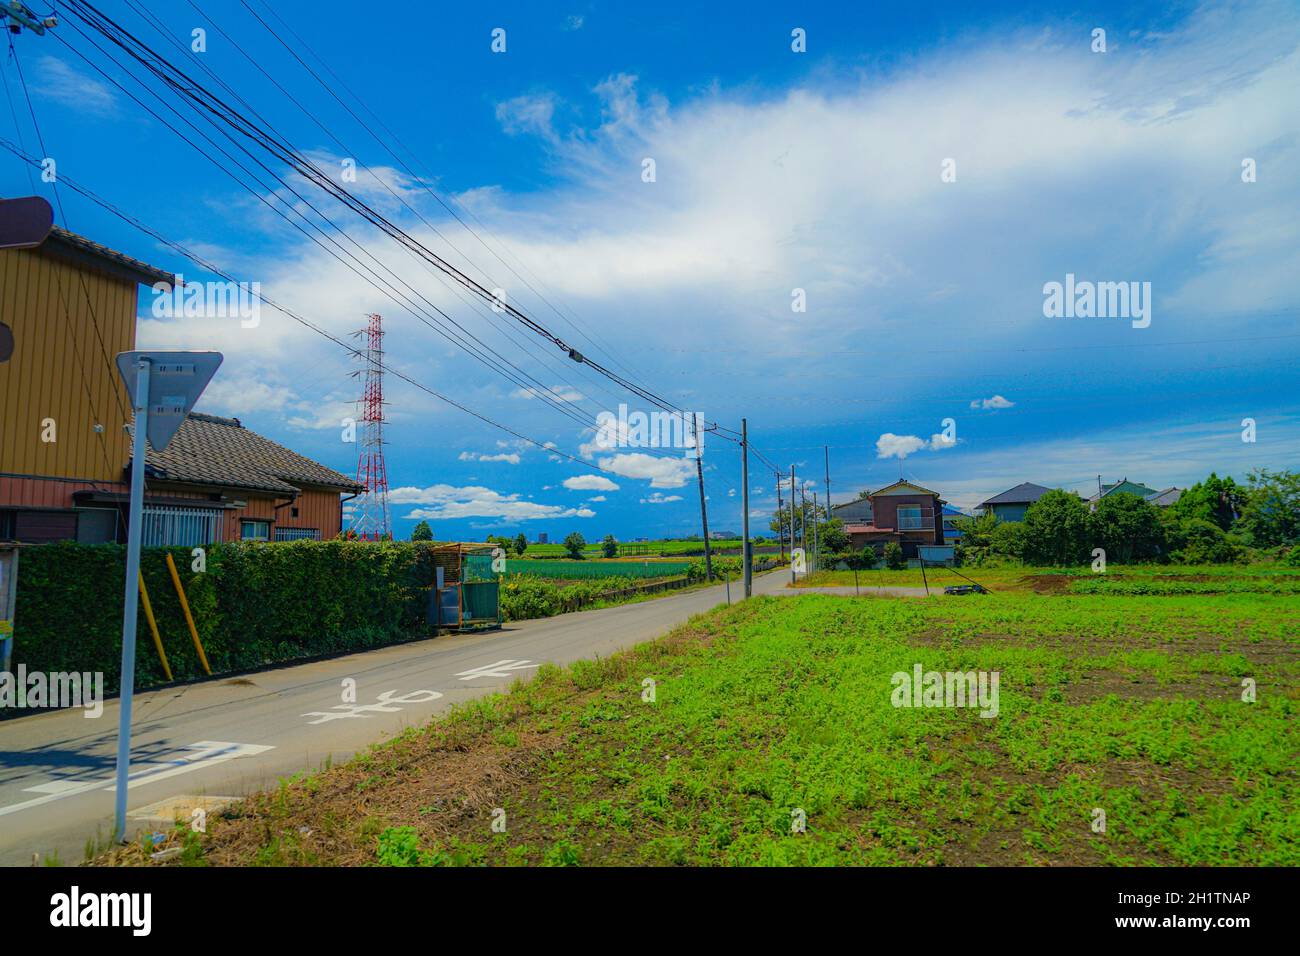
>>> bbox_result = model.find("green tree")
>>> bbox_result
[1171,472,1241,531]
[563,532,587,559]
[1238,468,1300,547]
[601,534,618,558]
[410,520,433,542]
[883,541,906,569]
[988,520,1028,561]
[769,498,822,540]
[513,533,528,556]
[1165,517,1240,564]
[818,517,849,553]
[1022,489,1091,566]
[1090,492,1165,564]
[954,512,998,552]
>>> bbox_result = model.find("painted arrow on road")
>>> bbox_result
[454,659,540,681]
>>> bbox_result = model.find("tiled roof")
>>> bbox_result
[44,226,175,286]
[980,482,1052,507]
[144,412,364,495]
[845,523,898,534]
[1146,487,1182,507]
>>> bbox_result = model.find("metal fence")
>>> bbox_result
[140,505,222,547]
[274,527,321,541]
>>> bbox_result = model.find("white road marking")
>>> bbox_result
[0,741,274,818]
[454,659,540,681]
[301,688,443,725]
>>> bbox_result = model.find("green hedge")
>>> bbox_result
[12,540,449,695]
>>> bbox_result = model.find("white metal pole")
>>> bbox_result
[113,357,150,842]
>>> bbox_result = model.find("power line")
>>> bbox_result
[0,136,701,484]
[61,0,721,435]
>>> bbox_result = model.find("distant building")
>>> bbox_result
[831,496,875,524]
[537,532,549,544]
[942,504,969,543]
[842,480,946,559]
[978,482,1054,522]
[1087,478,1164,512]
[1145,488,1183,508]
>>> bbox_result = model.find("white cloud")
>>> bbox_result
[596,452,696,488]
[970,394,1015,410]
[392,483,594,521]
[496,93,560,142]
[563,14,585,31]
[876,433,927,459]
[36,56,117,116]
[513,384,585,402]
[563,474,620,491]
[588,495,606,502]
[640,492,683,504]
[459,451,522,464]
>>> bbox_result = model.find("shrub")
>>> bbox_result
[883,542,906,570]
[13,540,435,695]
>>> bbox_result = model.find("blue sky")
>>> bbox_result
[3,0,1298,540]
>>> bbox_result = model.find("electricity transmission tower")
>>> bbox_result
[350,313,391,540]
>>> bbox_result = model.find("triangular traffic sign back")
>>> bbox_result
[115,351,223,451]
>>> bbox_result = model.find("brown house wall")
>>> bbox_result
[0,246,138,483]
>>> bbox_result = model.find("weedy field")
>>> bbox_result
[111,577,1298,867]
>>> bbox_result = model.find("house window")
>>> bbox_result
[241,519,271,541]
[274,527,320,541]
[897,506,924,530]
[141,506,222,547]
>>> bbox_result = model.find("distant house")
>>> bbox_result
[842,480,946,559]
[831,496,875,523]
[1145,488,1182,508]
[1087,478,1161,512]
[978,482,1053,522]
[942,504,969,543]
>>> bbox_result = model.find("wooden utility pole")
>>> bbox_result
[741,418,751,598]
[694,414,712,580]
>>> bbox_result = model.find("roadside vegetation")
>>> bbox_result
[106,563,1298,867]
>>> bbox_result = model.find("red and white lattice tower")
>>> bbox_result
[349,313,391,540]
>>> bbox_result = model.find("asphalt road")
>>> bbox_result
[1,568,818,866]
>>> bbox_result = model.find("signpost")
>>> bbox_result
[112,351,221,842]
[0,546,17,675]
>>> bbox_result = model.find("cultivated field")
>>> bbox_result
[113,568,1298,866]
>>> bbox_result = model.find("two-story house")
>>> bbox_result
[840,480,947,559]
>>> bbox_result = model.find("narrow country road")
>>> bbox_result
[1,569,817,866]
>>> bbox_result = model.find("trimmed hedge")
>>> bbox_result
[12,540,449,695]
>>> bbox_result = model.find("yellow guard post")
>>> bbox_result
[165,552,212,676]
[137,572,173,682]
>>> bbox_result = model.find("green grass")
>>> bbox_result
[503,558,693,579]
[143,572,1298,868]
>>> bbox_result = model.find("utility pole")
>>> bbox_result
[812,491,820,574]
[789,464,797,584]
[799,477,807,572]
[741,418,751,598]
[775,470,786,562]
[694,413,712,580]
[824,446,832,529]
